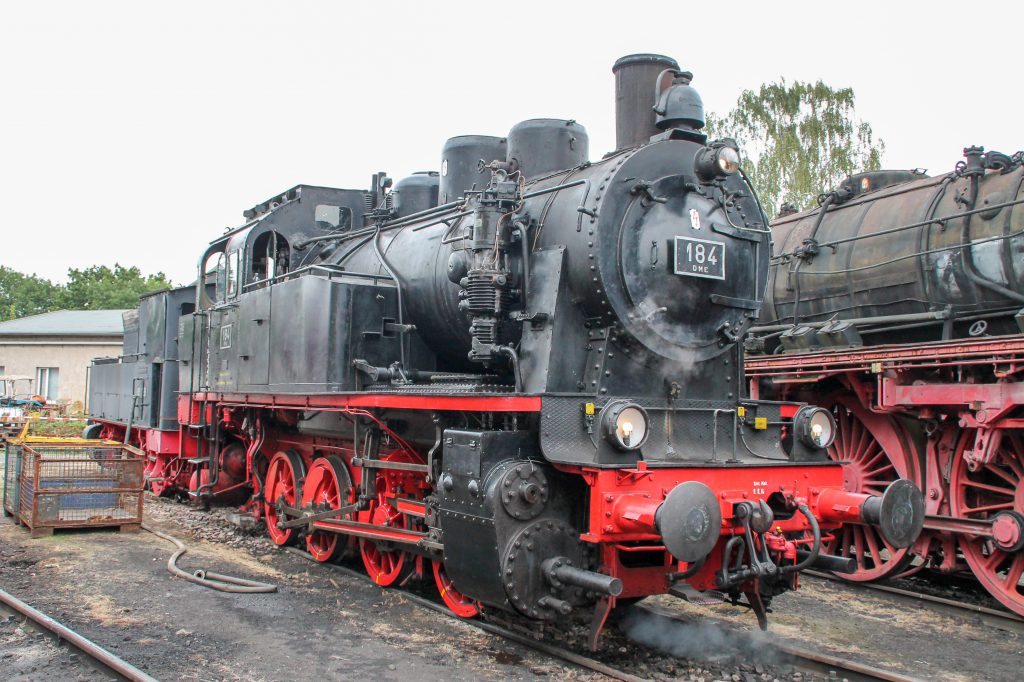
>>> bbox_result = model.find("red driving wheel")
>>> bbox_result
[950,428,1024,616]
[263,450,305,546]
[360,502,410,586]
[302,455,356,562]
[358,449,423,586]
[821,397,922,581]
[433,560,480,618]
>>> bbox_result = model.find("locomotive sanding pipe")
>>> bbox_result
[142,524,278,593]
[0,586,160,682]
[789,192,836,325]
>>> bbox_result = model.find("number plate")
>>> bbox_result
[674,237,725,280]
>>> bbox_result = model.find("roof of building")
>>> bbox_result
[0,310,126,337]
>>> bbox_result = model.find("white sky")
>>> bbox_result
[2,1,1021,286]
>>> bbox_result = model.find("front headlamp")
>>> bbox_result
[716,146,740,175]
[602,401,650,452]
[793,406,836,450]
[694,140,741,182]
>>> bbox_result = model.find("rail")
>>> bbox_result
[802,570,1024,634]
[635,602,922,682]
[0,586,159,682]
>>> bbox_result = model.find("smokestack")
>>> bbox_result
[612,53,680,150]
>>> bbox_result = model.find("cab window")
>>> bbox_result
[315,204,351,231]
[226,250,239,298]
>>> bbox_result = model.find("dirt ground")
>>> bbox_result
[2,495,1022,682]
[0,510,598,681]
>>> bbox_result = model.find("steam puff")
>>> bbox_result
[620,607,782,665]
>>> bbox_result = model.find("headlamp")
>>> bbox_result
[793,406,836,450]
[716,146,740,175]
[694,141,741,182]
[601,401,650,451]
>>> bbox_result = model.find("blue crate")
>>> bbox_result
[37,479,117,509]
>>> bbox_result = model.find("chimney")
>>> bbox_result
[612,53,679,150]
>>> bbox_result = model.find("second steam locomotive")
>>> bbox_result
[748,145,1024,615]
[86,54,922,644]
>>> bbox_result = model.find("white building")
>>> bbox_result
[0,310,125,412]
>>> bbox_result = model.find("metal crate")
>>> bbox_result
[16,441,145,537]
[5,436,101,518]
[2,440,23,516]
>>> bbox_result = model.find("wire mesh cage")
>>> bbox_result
[2,440,23,516]
[14,441,145,537]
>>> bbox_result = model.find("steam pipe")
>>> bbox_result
[516,219,531,302]
[781,504,820,575]
[749,309,949,335]
[790,192,836,325]
[497,346,523,392]
[294,201,466,250]
[372,224,409,368]
[667,555,706,582]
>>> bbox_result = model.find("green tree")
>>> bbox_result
[706,80,884,215]
[60,264,172,310]
[0,267,62,320]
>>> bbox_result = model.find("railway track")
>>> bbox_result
[0,586,159,682]
[633,602,921,682]
[281,547,648,682]
[803,570,1024,633]
[283,546,917,682]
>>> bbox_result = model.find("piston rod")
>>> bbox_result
[544,558,623,596]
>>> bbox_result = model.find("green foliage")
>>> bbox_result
[0,264,172,321]
[706,79,884,215]
[0,267,62,321]
[61,265,172,310]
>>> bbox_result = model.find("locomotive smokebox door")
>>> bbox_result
[612,171,761,362]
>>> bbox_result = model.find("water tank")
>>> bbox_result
[392,171,439,218]
[439,135,508,204]
[507,119,589,181]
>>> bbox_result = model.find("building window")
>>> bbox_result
[36,367,59,401]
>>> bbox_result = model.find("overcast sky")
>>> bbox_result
[2,1,1020,285]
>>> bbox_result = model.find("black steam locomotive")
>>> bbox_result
[87,54,922,645]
